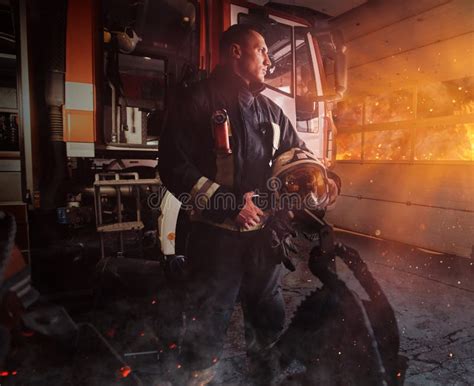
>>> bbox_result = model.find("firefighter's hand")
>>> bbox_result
[235,192,264,229]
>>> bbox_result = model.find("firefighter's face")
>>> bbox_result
[234,31,271,84]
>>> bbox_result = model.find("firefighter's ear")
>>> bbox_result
[231,43,242,59]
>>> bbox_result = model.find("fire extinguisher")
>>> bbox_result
[211,109,232,155]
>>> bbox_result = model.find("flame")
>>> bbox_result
[366,130,410,161]
[336,132,362,160]
[415,121,474,161]
[335,78,473,161]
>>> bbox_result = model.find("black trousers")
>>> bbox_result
[178,223,285,371]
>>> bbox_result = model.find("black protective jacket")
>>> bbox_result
[159,66,307,223]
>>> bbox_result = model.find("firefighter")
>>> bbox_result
[158,24,338,385]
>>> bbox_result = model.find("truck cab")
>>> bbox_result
[0,0,345,258]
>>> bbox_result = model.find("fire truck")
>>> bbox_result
[0,0,346,259]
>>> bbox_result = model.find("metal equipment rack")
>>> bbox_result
[93,172,160,259]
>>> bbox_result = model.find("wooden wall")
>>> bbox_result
[326,0,474,257]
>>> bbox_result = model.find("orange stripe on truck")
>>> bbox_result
[64,0,97,146]
[65,0,94,84]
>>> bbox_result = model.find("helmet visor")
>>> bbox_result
[282,165,329,209]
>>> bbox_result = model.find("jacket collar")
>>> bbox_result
[211,65,266,106]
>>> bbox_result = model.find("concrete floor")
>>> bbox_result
[1,230,473,385]
[211,230,474,386]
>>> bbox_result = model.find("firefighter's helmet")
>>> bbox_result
[271,148,330,218]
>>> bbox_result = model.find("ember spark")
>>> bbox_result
[120,366,132,378]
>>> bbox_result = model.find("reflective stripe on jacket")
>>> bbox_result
[158,65,307,226]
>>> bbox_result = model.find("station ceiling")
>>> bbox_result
[250,0,368,17]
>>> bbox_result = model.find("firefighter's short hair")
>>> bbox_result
[219,23,263,59]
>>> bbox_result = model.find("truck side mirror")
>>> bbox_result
[314,29,347,103]
[333,30,347,99]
